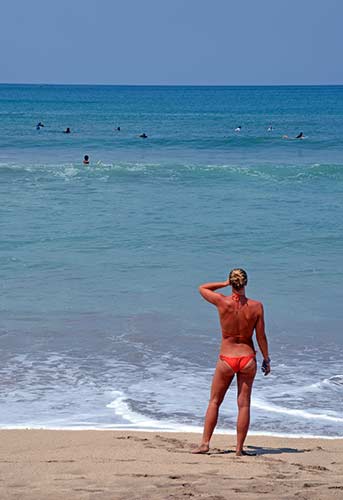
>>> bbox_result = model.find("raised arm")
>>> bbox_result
[198,280,230,306]
[255,303,271,376]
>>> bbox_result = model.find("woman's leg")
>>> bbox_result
[193,359,235,453]
[236,359,257,455]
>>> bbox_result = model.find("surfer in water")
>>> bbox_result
[83,155,90,165]
[283,132,305,140]
[192,268,270,456]
[235,126,242,132]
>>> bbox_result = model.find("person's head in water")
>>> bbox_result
[83,155,89,165]
[228,268,248,291]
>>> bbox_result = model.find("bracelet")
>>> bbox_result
[263,357,271,364]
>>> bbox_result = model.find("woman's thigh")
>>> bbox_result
[236,359,257,404]
[209,359,235,404]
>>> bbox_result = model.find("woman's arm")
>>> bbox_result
[255,303,271,375]
[198,280,230,306]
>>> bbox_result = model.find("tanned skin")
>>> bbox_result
[192,279,270,456]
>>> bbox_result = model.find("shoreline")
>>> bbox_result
[1,425,342,440]
[1,430,342,499]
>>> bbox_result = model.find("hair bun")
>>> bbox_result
[228,268,248,290]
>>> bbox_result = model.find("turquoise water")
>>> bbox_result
[1,85,343,436]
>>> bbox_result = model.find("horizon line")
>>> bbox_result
[1,82,343,88]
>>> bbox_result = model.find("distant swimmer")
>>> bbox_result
[83,155,90,165]
[63,127,71,134]
[36,122,44,130]
[282,132,305,140]
[116,126,121,131]
[139,133,148,138]
[267,124,273,132]
[235,126,242,132]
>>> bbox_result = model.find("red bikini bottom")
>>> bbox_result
[219,353,256,373]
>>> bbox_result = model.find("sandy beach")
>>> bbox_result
[0,430,342,499]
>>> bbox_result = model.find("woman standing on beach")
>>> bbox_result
[193,268,270,456]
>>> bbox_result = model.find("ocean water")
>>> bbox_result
[1,84,343,437]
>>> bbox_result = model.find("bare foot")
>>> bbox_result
[236,450,256,457]
[192,444,209,454]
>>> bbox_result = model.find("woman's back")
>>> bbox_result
[216,294,262,355]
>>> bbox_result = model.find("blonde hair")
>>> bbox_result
[229,268,248,290]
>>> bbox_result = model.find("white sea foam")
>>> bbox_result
[105,390,343,437]
[252,398,343,423]
[296,375,343,393]
[106,391,203,432]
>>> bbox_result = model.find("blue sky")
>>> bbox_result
[1,0,342,85]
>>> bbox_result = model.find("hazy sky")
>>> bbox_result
[1,0,342,85]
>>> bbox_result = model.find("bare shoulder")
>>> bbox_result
[247,298,264,312]
[217,293,234,309]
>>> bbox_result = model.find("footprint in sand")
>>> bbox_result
[291,462,330,472]
[303,482,325,488]
[116,435,148,442]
